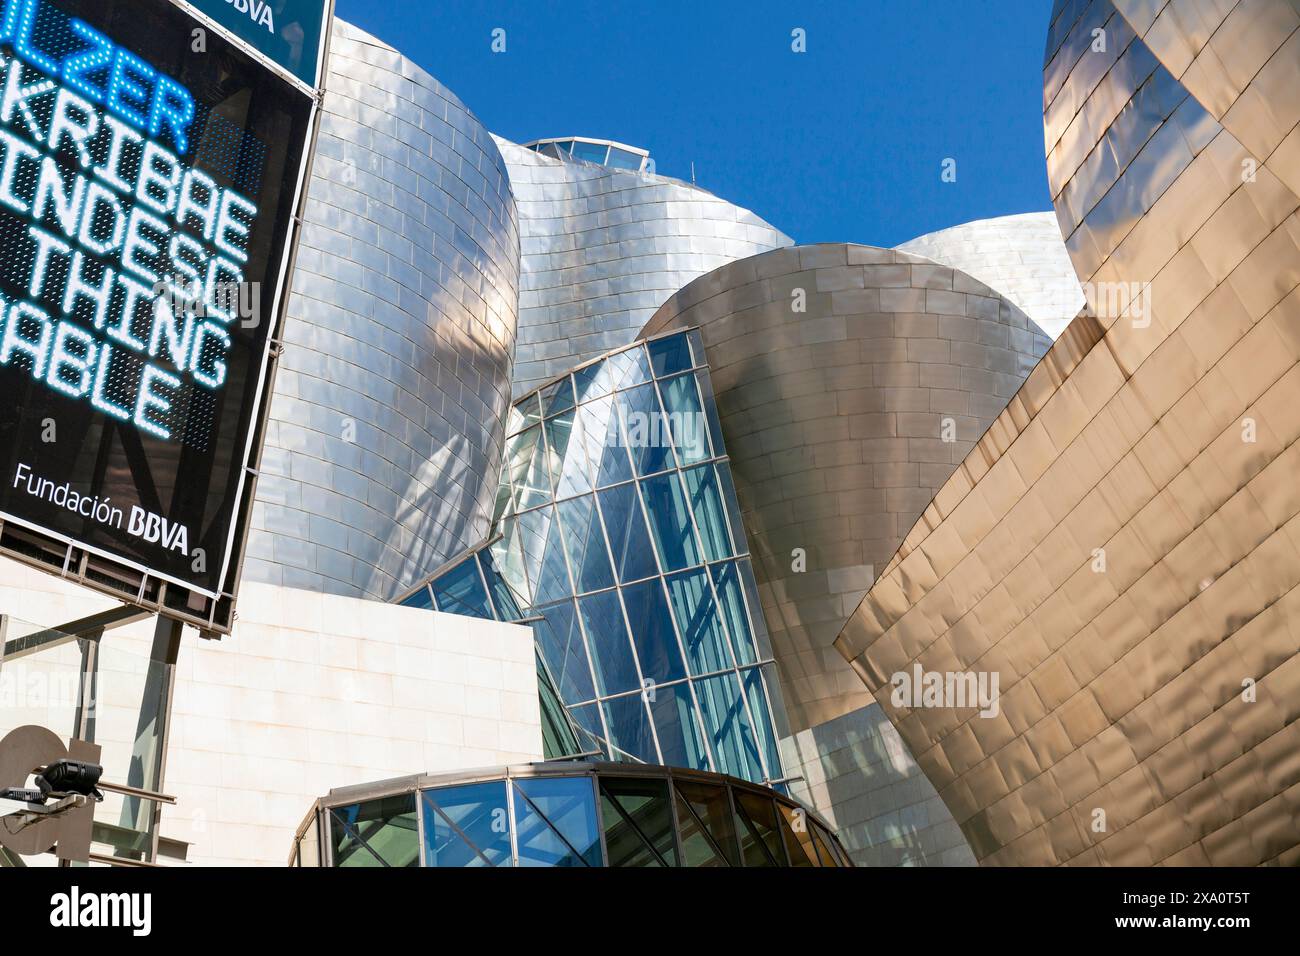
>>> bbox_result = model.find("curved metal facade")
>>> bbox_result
[495,138,792,396]
[836,0,1300,866]
[642,244,1052,733]
[244,22,521,600]
[896,212,1085,340]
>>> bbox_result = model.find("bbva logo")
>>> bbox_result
[223,0,276,33]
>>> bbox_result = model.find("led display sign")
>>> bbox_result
[0,0,315,614]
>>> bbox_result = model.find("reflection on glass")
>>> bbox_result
[519,506,570,605]
[558,496,614,594]
[599,776,679,866]
[641,473,700,571]
[429,556,492,619]
[601,693,658,764]
[743,667,782,780]
[597,483,658,583]
[734,790,785,867]
[777,802,820,867]
[399,585,433,609]
[479,551,522,620]
[683,465,731,560]
[811,823,840,867]
[674,781,739,867]
[648,682,710,771]
[696,672,763,781]
[665,569,731,675]
[648,334,693,377]
[579,591,640,697]
[659,374,710,464]
[531,601,596,703]
[513,777,603,867]
[422,782,512,867]
[329,795,419,867]
[620,578,686,685]
[617,383,674,476]
[711,561,756,665]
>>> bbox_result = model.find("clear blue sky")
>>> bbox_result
[333,0,1054,247]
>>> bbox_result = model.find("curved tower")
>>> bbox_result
[244,22,521,600]
[496,137,792,395]
[837,0,1300,866]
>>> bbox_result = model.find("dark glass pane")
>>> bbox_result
[599,777,679,867]
[647,333,693,377]
[711,561,756,665]
[811,824,840,867]
[329,795,418,867]
[579,591,640,697]
[531,601,596,703]
[558,496,615,594]
[696,672,763,782]
[519,506,571,604]
[601,693,658,764]
[742,667,783,780]
[429,557,493,619]
[422,782,512,867]
[659,373,710,464]
[538,656,584,759]
[674,781,739,867]
[683,465,731,560]
[734,790,785,867]
[617,383,674,476]
[597,483,659,583]
[665,569,731,675]
[621,578,686,685]
[641,473,701,571]
[569,702,609,756]
[777,802,820,867]
[648,682,710,771]
[399,585,434,609]
[479,551,522,621]
[513,777,603,867]
[540,376,575,416]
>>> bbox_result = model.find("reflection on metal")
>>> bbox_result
[245,21,521,601]
[836,0,1300,866]
[896,213,1086,340]
[291,760,852,867]
[641,244,1052,734]
[496,137,791,395]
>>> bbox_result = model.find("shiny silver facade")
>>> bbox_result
[496,137,792,396]
[244,22,521,600]
[896,212,1085,340]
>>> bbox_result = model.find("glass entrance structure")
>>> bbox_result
[291,761,851,868]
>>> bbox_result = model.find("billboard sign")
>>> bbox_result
[0,0,320,628]
[178,0,330,89]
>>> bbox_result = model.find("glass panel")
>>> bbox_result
[665,569,732,675]
[811,824,840,867]
[516,393,542,430]
[599,777,679,867]
[696,672,763,782]
[694,367,728,460]
[399,585,434,609]
[570,140,609,163]
[601,693,659,764]
[578,591,640,697]
[490,520,531,606]
[545,410,590,499]
[659,374,710,464]
[674,781,739,867]
[569,702,608,756]
[597,483,659,583]
[648,682,710,771]
[605,147,643,170]
[617,383,674,476]
[641,473,701,572]
[647,333,693,377]
[743,667,782,780]
[711,561,756,665]
[713,459,750,554]
[683,465,731,561]
[531,600,596,703]
[519,506,571,604]
[540,375,575,416]
[734,790,785,867]
[513,777,603,867]
[686,329,707,368]
[583,344,651,398]
[479,551,522,621]
[329,795,419,867]
[506,425,551,510]
[557,495,615,594]
[777,802,820,867]
[572,396,633,489]
[422,782,512,867]
[538,656,584,760]
[620,578,686,685]
[738,559,773,658]
[429,557,493,619]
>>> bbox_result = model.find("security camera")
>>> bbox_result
[36,760,104,802]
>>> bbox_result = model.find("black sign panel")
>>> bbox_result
[0,0,313,597]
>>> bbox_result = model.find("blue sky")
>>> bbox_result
[333,0,1054,247]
